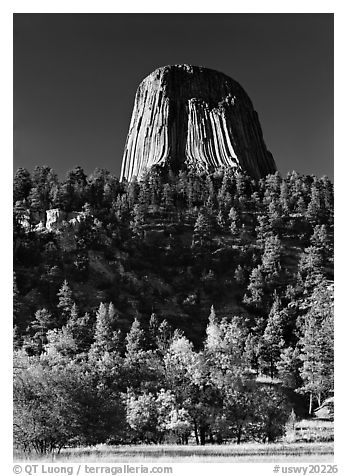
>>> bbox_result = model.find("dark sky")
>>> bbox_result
[13,13,333,179]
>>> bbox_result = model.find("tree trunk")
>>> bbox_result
[309,392,313,415]
[200,426,206,446]
[209,430,214,444]
[194,422,200,445]
[236,425,243,445]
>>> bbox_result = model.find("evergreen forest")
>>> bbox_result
[13,165,334,453]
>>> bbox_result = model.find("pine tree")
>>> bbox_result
[187,175,202,208]
[261,234,282,279]
[310,224,328,249]
[138,173,152,206]
[87,167,118,207]
[243,334,260,373]
[162,183,174,209]
[205,195,215,214]
[68,302,79,327]
[264,171,281,202]
[320,175,334,214]
[209,304,216,322]
[45,326,78,359]
[126,318,145,358]
[287,170,303,208]
[60,166,87,211]
[299,314,325,413]
[268,200,283,232]
[228,207,239,236]
[298,281,334,413]
[250,191,261,210]
[28,187,43,213]
[235,173,247,201]
[13,168,32,203]
[279,180,290,214]
[156,319,173,354]
[258,295,285,378]
[148,169,162,207]
[30,308,56,352]
[176,171,188,204]
[216,210,227,231]
[103,174,120,206]
[310,224,332,266]
[92,302,120,355]
[192,211,212,248]
[298,246,324,285]
[31,308,55,334]
[255,215,271,246]
[218,169,234,206]
[148,313,160,349]
[66,306,92,353]
[243,266,264,310]
[130,204,146,238]
[94,302,110,339]
[57,280,74,324]
[276,346,301,389]
[205,305,222,352]
[127,178,140,207]
[306,179,323,223]
[28,165,58,212]
[296,196,307,215]
[124,318,162,392]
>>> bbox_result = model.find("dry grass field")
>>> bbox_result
[14,442,334,463]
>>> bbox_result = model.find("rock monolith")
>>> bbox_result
[121,64,276,181]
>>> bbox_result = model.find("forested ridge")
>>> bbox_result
[13,165,333,453]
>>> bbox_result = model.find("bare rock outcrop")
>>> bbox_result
[46,209,67,231]
[45,209,86,232]
[121,64,276,181]
[15,205,31,231]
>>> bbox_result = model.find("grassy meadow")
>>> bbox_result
[14,442,334,463]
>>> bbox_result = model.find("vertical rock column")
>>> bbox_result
[120,64,276,181]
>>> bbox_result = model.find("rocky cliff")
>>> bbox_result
[121,64,276,181]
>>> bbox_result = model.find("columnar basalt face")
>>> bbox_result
[120,64,276,181]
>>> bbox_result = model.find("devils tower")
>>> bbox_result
[120,64,276,181]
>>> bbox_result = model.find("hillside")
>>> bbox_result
[13,165,334,451]
[14,166,333,343]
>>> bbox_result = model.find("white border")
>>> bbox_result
[2,3,345,475]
